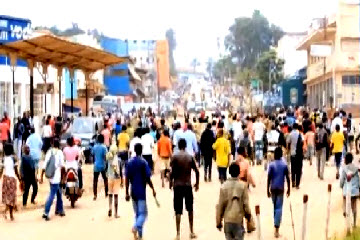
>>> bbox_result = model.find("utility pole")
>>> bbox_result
[323,16,327,109]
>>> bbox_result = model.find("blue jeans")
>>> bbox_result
[224,223,244,240]
[132,200,148,238]
[44,184,64,215]
[255,140,263,161]
[271,191,284,228]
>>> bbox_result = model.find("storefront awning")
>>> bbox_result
[0,34,128,71]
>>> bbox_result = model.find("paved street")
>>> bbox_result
[0,158,357,240]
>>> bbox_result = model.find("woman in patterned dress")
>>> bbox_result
[0,143,21,220]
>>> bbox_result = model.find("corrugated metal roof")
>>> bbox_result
[0,34,128,71]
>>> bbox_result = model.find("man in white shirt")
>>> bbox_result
[42,139,65,221]
[232,117,244,145]
[141,127,155,172]
[331,112,343,133]
[129,129,142,158]
[253,117,266,164]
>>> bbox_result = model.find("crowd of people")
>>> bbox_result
[0,106,359,239]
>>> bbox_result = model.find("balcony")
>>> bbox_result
[306,56,336,82]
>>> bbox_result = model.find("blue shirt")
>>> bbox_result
[268,159,289,191]
[150,130,157,142]
[91,144,108,172]
[25,133,43,160]
[115,124,122,136]
[125,156,151,200]
[286,117,295,127]
[181,130,198,156]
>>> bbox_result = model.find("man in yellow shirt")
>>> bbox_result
[213,129,231,184]
[118,125,130,176]
[331,124,344,179]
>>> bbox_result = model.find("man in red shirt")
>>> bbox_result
[0,118,10,143]
[2,112,10,129]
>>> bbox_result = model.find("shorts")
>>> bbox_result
[108,178,121,195]
[159,157,170,171]
[173,186,193,215]
[348,135,355,142]
[118,151,129,162]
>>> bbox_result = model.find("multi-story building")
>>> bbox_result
[277,32,307,77]
[297,0,360,109]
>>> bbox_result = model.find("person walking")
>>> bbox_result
[253,117,265,165]
[157,129,172,187]
[287,123,303,188]
[20,145,38,206]
[107,138,122,218]
[42,139,65,221]
[340,153,359,227]
[92,134,108,200]
[216,162,253,240]
[304,127,315,165]
[118,125,130,177]
[26,128,43,182]
[331,124,345,179]
[315,123,328,180]
[141,127,155,173]
[170,139,199,240]
[101,124,111,149]
[42,119,52,154]
[14,117,25,159]
[213,129,231,184]
[129,129,142,158]
[0,143,21,221]
[267,147,291,238]
[125,143,156,240]
[182,124,198,158]
[236,146,255,188]
[200,123,216,182]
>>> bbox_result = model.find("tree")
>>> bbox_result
[206,57,214,79]
[255,49,285,91]
[191,58,201,72]
[212,56,236,83]
[224,10,284,69]
[166,28,177,76]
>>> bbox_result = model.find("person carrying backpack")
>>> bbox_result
[287,123,304,189]
[42,138,65,221]
[315,123,328,180]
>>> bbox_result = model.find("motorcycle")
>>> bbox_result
[65,168,82,208]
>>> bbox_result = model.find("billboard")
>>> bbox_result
[156,40,171,90]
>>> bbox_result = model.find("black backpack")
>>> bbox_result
[296,134,304,157]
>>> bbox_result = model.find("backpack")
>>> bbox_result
[45,150,56,179]
[315,130,328,150]
[295,134,304,157]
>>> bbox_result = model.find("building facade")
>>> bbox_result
[277,32,307,77]
[298,0,360,109]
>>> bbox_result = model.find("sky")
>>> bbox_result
[2,0,338,67]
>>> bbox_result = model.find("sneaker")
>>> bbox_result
[93,196,97,201]
[42,214,50,221]
[190,233,197,239]
[108,210,112,217]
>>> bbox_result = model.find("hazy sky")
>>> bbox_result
[3,0,337,67]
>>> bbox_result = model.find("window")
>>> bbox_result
[342,75,360,85]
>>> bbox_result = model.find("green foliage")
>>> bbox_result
[255,49,285,91]
[212,56,236,83]
[235,68,257,88]
[166,28,177,77]
[224,10,284,69]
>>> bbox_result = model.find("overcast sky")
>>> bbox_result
[3,0,337,67]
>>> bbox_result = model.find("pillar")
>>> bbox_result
[57,67,63,117]
[27,60,34,118]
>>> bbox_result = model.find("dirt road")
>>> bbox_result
[0,158,356,240]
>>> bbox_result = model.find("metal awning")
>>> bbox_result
[0,34,128,71]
